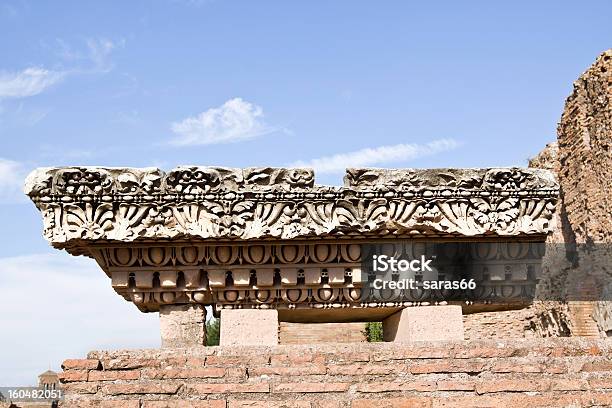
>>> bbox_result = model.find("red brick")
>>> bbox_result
[452,345,519,359]
[62,359,101,370]
[101,383,181,395]
[372,347,451,361]
[143,401,226,408]
[328,363,404,376]
[61,382,98,394]
[225,367,247,380]
[271,353,325,366]
[250,364,326,376]
[142,368,226,379]
[491,361,543,373]
[356,381,436,393]
[583,392,612,406]
[352,397,431,408]
[436,380,476,391]
[273,382,350,393]
[186,382,270,394]
[59,400,140,408]
[589,377,612,390]
[103,357,159,370]
[475,379,550,394]
[59,370,89,382]
[409,359,485,374]
[432,394,585,408]
[229,401,311,408]
[325,352,370,364]
[183,357,207,367]
[205,355,270,366]
[580,360,612,372]
[88,370,140,381]
[551,378,589,391]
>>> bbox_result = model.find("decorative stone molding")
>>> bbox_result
[25,166,558,256]
[25,166,558,316]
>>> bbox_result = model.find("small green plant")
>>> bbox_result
[206,317,220,346]
[364,322,383,342]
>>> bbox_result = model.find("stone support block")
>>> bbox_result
[383,306,464,342]
[159,304,206,348]
[220,309,278,346]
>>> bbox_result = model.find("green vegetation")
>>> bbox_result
[364,322,383,342]
[206,317,220,346]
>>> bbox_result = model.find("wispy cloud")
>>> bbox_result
[85,37,123,73]
[289,139,461,173]
[0,158,29,203]
[0,38,122,104]
[170,98,276,146]
[0,68,65,100]
[55,37,124,74]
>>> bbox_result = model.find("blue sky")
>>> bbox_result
[0,0,611,385]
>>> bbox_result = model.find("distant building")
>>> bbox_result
[37,371,59,391]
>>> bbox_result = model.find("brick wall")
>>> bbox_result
[58,339,612,407]
[279,322,367,344]
[463,309,535,340]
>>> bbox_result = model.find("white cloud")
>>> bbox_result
[290,139,461,173]
[170,98,275,146]
[0,37,122,111]
[0,67,64,100]
[0,158,28,203]
[0,252,159,386]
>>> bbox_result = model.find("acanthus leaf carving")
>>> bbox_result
[25,166,559,248]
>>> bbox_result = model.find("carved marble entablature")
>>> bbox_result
[25,166,559,256]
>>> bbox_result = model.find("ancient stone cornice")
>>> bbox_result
[25,166,559,254]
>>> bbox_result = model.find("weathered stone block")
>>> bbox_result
[159,304,206,348]
[219,309,278,346]
[383,306,464,342]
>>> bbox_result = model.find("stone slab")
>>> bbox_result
[220,309,278,346]
[383,306,464,342]
[159,304,206,348]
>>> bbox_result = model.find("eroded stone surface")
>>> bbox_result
[219,309,279,346]
[159,304,206,348]
[25,167,558,256]
[383,305,464,342]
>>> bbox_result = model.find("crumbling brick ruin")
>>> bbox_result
[19,49,612,407]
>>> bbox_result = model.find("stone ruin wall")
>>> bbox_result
[57,339,612,408]
[461,49,612,340]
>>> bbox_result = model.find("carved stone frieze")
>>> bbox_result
[87,241,544,314]
[25,167,559,256]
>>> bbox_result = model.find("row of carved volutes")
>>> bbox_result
[120,287,365,311]
[118,283,535,312]
[96,241,546,269]
[25,166,558,197]
[96,243,362,268]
